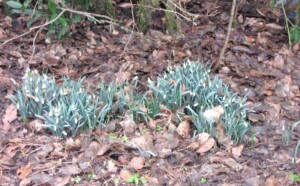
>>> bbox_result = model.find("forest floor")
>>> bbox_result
[0,0,299,185]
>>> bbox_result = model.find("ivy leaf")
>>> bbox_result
[48,0,57,14]
[6,1,23,9]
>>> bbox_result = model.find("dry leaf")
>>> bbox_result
[196,137,215,155]
[119,116,136,134]
[196,133,211,145]
[97,144,111,156]
[2,104,17,131]
[203,105,224,123]
[244,36,255,43]
[17,163,32,180]
[148,117,157,130]
[223,158,243,172]
[118,2,132,8]
[129,157,145,170]
[265,175,279,186]
[115,71,131,87]
[58,165,81,176]
[120,169,133,181]
[232,144,244,158]
[176,120,190,138]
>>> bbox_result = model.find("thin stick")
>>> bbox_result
[122,0,136,53]
[212,0,236,72]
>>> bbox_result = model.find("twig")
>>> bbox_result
[28,27,42,64]
[122,0,135,54]
[212,0,236,72]
[0,10,65,47]
[58,7,132,33]
[281,0,292,49]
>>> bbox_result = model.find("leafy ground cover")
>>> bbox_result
[0,0,299,185]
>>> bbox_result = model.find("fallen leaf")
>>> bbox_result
[2,104,17,131]
[119,116,136,134]
[244,36,255,43]
[196,137,215,155]
[129,157,145,170]
[232,144,244,158]
[58,165,81,176]
[54,177,71,186]
[115,71,131,86]
[97,143,112,156]
[118,2,132,8]
[223,158,243,172]
[17,163,32,180]
[126,133,158,157]
[120,169,132,181]
[265,175,279,186]
[196,133,211,145]
[176,120,190,138]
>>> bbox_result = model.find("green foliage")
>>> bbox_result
[148,61,250,143]
[37,78,111,137]
[5,0,89,38]
[5,0,34,14]
[282,121,300,164]
[71,176,82,183]
[127,173,147,185]
[289,173,300,183]
[11,69,113,137]
[104,0,116,18]
[12,61,251,142]
[290,25,300,42]
[10,69,58,121]
[137,0,153,33]
[165,1,178,34]
[200,177,207,183]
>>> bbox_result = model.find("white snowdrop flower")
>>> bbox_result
[70,104,75,111]
[55,116,59,124]
[52,92,56,97]
[243,122,248,127]
[35,87,39,94]
[11,78,17,85]
[54,107,60,116]
[33,69,38,74]
[42,83,47,89]
[28,77,33,83]
[49,110,53,117]
[59,88,64,95]
[62,131,67,136]
[163,95,166,99]
[53,124,57,131]
[16,103,20,109]
[74,116,78,123]
[193,103,199,107]
[133,76,138,81]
